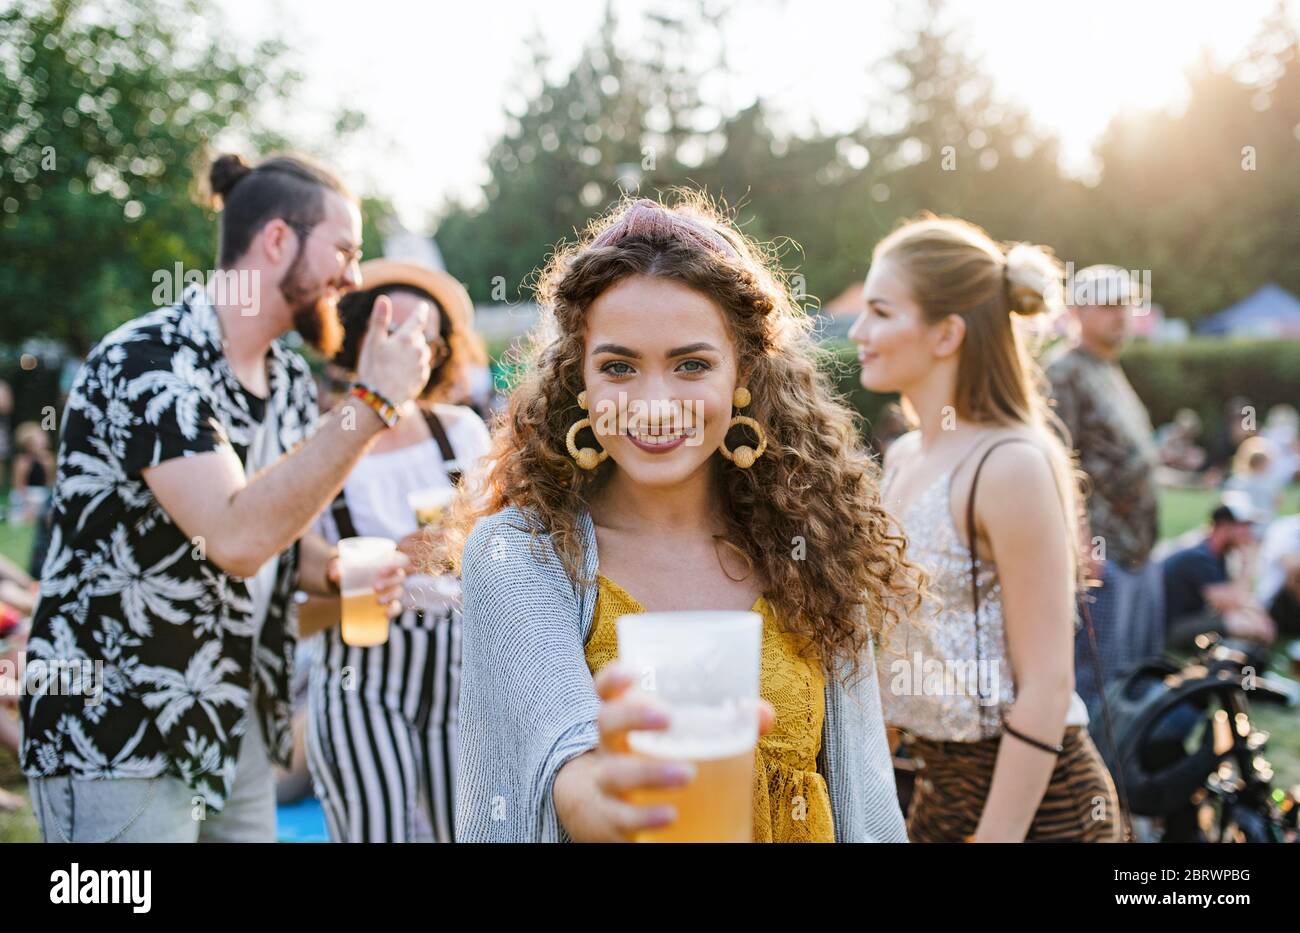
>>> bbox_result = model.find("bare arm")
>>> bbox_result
[142,298,431,578]
[970,442,1077,842]
[294,532,341,639]
[878,430,918,737]
[0,553,33,589]
[143,401,385,578]
[1203,580,1256,614]
[297,531,337,596]
[881,429,919,476]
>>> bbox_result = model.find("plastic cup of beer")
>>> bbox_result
[615,610,762,843]
[407,487,457,529]
[337,536,397,647]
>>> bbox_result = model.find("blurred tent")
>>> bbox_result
[1197,284,1300,338]
[382,228,447,271]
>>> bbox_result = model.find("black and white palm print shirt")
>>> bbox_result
[20,285,319,810]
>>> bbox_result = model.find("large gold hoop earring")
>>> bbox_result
[718,386,767,469]
[566,390,609,471]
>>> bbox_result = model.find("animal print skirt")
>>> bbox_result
[903,726,1123,842]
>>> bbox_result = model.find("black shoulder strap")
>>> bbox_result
[964,436,1034,735]
[422,408,464,487]
[329,488,358,541]
[328,409,463,540]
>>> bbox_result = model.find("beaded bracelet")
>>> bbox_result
[350,382,400,428]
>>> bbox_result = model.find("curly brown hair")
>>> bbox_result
[449,191,924,684]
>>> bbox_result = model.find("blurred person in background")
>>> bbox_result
[1047,264,1163,722]
[0,554,34,812]
[1162,495,1276,651]
[1154,407,1207,482]
[0,622,25,812]
[8,422,55,523]
[457,331,495,421]
[1205,395,1256,482]
[1224,435,1284,523]
[1261,404,1299,489]
[1254,510,1300,639]
[0,553,36,615]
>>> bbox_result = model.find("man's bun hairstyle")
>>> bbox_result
[208,153,254,206]
[207,152,354,267]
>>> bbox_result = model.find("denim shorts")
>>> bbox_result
[29,712,276,843]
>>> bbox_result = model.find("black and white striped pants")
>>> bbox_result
[306,609,461,842]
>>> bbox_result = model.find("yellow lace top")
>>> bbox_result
[584,573,834,843]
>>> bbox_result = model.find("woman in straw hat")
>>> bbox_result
[301,259,491,842]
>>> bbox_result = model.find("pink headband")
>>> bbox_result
[590,198,736,257]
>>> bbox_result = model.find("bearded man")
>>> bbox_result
[21,153,432,842]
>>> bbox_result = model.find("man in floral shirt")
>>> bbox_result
[21,153,433,841]
[1046,264,1163,721]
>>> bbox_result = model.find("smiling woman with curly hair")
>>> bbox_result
[450,191,923,843]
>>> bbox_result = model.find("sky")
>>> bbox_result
[215,0,1295,230]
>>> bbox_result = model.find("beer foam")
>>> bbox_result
[627,731,756,760]
[626,704,757,760]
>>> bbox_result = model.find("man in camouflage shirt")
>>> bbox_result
[1046,265,1164,720]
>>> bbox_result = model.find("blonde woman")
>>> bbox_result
[852,215,1121,842]
[451,195,923,843]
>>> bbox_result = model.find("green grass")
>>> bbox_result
[0,521,35,570]
[1159,484,1300,541]
[0,747,36,843]
[1253,703,1300,794]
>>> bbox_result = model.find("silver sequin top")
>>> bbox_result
[877,466,1015,742]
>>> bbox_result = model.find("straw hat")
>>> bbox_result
[356,259,474,333]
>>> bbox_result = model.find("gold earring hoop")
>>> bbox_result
[719,386,767,469]
[566,390,609,471]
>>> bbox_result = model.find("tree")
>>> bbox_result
[0,0,296,351]
[1086,0,1300,320]
[435,1,737,305]
[434,0,1078,310]
[435,0,1300,327]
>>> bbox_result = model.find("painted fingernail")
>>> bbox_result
[646,806,676,826]
[659,763,695,784]
[641,708,670,728]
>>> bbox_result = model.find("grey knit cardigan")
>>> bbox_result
[455,505,909,843]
